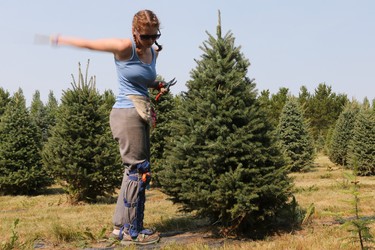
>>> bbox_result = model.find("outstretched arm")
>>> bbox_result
[51,35,132,59]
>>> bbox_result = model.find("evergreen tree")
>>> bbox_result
[257,89,272,124]
[0,87,11,117]
[269,87,290,128]
[329,102,360,167]
[362,97,370,109]
[258,89,271,105]
[101,89,116,111]
[44,91,59,140]
[277,97,315,172]
[159,12,294,237]
[258,88,290,128]
[298,85,311,108]
[302,83,348,150]
[30,90,49,144]
[42,61,122,203]
[149,77,176,187]
[324,125,335,157]
[297,85,311,120]
[0,89,51,195]
[348,108,375,175]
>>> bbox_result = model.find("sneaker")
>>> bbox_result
[140,227,155,235]
[109,228,154,239]
[108,232,121,240]
[121,232,160,245]
[108,229,123,240]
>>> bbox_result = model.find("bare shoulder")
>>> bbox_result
[118,38,132,50]
[115,38,133,60]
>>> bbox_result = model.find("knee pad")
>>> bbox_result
[136,161,151,191]
[121,161,151,238]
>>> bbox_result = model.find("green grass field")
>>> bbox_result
[1,154,374,249]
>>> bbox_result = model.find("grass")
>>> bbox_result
[1,154,374,249]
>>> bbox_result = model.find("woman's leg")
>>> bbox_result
[110,108,149,166]
[109,108,150,237]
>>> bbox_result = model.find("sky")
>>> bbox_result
[1,0,374,106]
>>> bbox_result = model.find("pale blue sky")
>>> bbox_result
[1,0,374,105]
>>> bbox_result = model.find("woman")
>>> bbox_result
[51,9,167,245]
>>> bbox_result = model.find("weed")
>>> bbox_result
[83,226,107,241]
[302,203,315,226]
[1,218,22,250]
[51,223,83,243]
[340,169,374,249]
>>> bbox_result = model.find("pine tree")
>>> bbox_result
[159,12,294,236]
[362,97,370,109]
[0,87,11,117]
[298,85,311,108]
[303,83,348,150]
[101,89,116,111]
[44,91,59,139]
[258,88,290,128]
[324,126,335,157]
[277,97,315,172]
[348,108,375,175]
[149,77,176,187]
[30,90,49,144]
[329,102,360,167]
[269,88,290,127]
[42,61,122,203]
[0,89,51,195]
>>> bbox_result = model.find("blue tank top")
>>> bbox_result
[113,40,157,108]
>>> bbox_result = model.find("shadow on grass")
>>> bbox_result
[36,185,118,204]
[151,205,304,241]
[154,214,211,237]
[41,186,66,195]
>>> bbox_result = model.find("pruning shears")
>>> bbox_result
[155,78,177,101]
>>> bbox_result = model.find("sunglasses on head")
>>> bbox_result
[137,30,161,41]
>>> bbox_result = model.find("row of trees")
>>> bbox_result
[1,12,374,236]
[328,102,375,175]
[0,63,123,201]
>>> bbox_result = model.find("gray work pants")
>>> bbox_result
[109,108,150,230]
